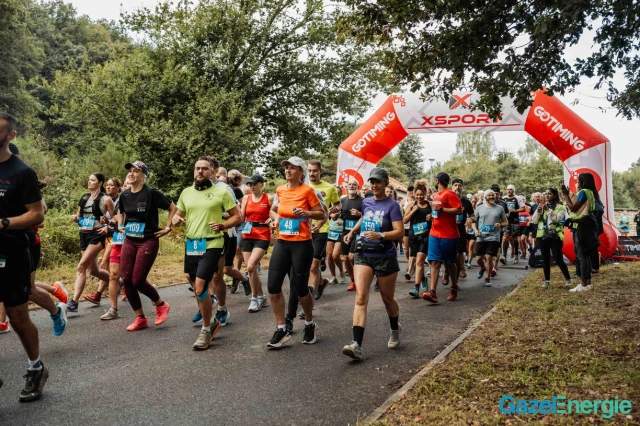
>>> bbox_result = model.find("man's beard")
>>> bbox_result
[348,189,357,195]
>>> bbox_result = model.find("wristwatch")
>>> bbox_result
[1,218,9,230]
[379,232,386,239]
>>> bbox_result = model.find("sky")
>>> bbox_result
[70,0,640,172]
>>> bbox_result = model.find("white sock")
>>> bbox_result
[28,357,42,371]
[202,325,211,332]
[217,306,227,311]
[304,320,313,326]
[277,324,286,331]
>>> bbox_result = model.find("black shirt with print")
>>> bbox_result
[118,184,172,241]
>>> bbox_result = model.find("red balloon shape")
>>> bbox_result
[562,222,617,263]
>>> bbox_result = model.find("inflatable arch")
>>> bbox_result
[336,90,617,260]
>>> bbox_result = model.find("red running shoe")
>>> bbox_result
[83,291,101,305]
[155,302,170,326]
[347,282,356,291]
[126,316,148,331]
[51,281,68,304]
[490,269,497,277]
[423,290,438,303]
[447,286,459,301]
[0,320,10,334]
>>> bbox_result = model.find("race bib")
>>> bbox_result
[413,222,428,235]
[456,214,463,224]
[242,222,253,234]
[328,230,341,241]
[0,257,5,268]
[279,218,300,236]
[125,222,146,238]
[468,228,475,235]
[481,224,496,232]
[432,210,439,219]
[186,238,206,256]
[508,203,515,210]
[78,216,94,231]
[112,231,125,245]
[361,219,381,232]
[519,216,528,222]
[345,219,357,231]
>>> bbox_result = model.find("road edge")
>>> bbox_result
[362,282,523,424]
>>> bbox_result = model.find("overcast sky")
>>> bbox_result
[70,0,640,172]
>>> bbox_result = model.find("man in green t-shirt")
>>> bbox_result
[307,160,341,301]
[173,156,240,350]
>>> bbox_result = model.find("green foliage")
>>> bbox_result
[38,209,79,268]
[397,135,424,182]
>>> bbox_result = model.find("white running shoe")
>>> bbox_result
[541,280,550,288]
[257,295,268,308]
[329,277,338,285]
[339,272,347,284]
[569,284,592,292]
[248,298,260,312]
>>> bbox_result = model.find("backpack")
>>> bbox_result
[79,193,107,219]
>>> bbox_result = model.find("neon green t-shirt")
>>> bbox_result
[177,184,236,249]
[310,180,340,233]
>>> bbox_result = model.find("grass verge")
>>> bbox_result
[373,263,640,425]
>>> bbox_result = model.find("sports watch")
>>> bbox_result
[1,218,9,230]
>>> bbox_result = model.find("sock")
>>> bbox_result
[304,320,313,326]
[277,324,286,331]
[202,325,211,332]
[96,291,102,297]
[138,315,146,319]
[27,358,43,371]
[218,306,227,311]
[502,241,509,257]
[157,301,165,307]
[353,326,365,346]
[50,307,61,318]
[389,316,399,331]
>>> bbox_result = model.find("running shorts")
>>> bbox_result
[184,248,223,283]
[427,236,457,265]
[354,254,400,277]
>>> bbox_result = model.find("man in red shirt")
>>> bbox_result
[424,172,463,303]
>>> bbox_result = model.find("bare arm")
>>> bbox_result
[4,201,44,230]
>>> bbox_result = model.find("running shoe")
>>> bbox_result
[248,298,260,313]
[51,303,67,336]
[19,364,48,403]
[499,258,507,265]
[127,316,148,331]
[242,275,251,296]
[193,328,213,350]
[267,328,291,348]
[285,317,294,333]
[216,308,230,326]
[373,281,379,292]
[447,286,459,301]
[302,322,318,344]
[329,277,338,285]
[67,300,78,312]
[388,327,401,349]
[569,284,592,292]
[297,309,305,319]
[513,256,519,264]
[426,267,431,276]
[423,290,438,303]
[420,276,429,294]
[484,278,492,287]
[565,279,574,287]
[230,278,240,294]
[192,310,203,324]
[320,257,326,272]
[490,269,497,278]
[476,268,486,279]
[342,341,363,360]
[101,308,120,320]
[339,272,347,284]
[315,278,329,300]
[257,295,268,308]
[155,302,171,326]
[459,270,467,279]
[83,291,101,305]
[347,282,356,291]
[404,271,411,281]
[541,280,550,289]
[0,320,10,334]
[52,282,68,304]
[409,285,420,299]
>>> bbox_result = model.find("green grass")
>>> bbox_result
[371,263,640,425]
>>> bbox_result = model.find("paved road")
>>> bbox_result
[0,260,530,425]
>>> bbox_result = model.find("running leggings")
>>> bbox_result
[121,238,160,311]
[541,238,570,281]
[267,240,314,296]
[573,231,592,282]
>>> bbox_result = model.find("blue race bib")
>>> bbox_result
[328,230,341,241]
[242,222,253,234]
[481,224,496,232]
[519,216,527,222]
[412,222,428,235]
[456,214,463,224]
[186,238,206,256]
[361,219,381,232]
[508,203,515,210]
[78,216,94,231]
[345,219,357,231]
[432,210,439,219]
[112,231,125,245]
[468,228,475,235]
[125,222,146,238]
[279,219,300,236]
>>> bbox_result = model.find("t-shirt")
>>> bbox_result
[232,187,244,202]
[0,155,42,252]
[118,184,172,241]
[340,194,363,234]
[276,183,320,241]
[430,188,462,239]
[475,203,507,242]
[310,180,340,233]
[177,184,236,249]
[360,196,403,258]
[503,196,524,224]
[457,197,474,236]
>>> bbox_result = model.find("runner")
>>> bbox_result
[307,159,340,300]
[449,178,474,283]
[116,160,176,331]
[404,179,432,299]
[465,193,481,268]
[228,169,247,284]
[327,199,346,285]
[471,189,507,286]
[172,157,238,349]
[402,185,415,280]
[340,179,363,292]
[240,174,272,312]
[490,184,508,272]
[501,184,525,264]
[0,112,49,402]
[423,172,463,303]
[342,167,404,360]
[266,156,324,347]
[517,195,531,260]
[67,173,114,312]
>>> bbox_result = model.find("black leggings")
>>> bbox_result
[541,238,570,281]
[267,240,314,297]
[573,232,592,282]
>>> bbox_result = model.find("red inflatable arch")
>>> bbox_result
[336,90,617,260]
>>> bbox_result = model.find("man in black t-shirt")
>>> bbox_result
[447,178,475,281]
[340,179,363,291]
[0,112,48,402]
[501,184,525,263]
[490,184,508,270]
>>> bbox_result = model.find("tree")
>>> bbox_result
[397,135,423,182]
[452,132,496,161]
[340,0,640,119]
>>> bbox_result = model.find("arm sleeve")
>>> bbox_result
[152,189,172,210]
[21,168,42,205]
[389,201,403,223]
[177,191,186,212]
[531,208,542,224]
[307,188,320,209]
[577,190,587,202]
[222,191,236,212]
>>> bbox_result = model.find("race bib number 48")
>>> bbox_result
[279,219,300,236]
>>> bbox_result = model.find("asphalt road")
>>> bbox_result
[0,259,530,425]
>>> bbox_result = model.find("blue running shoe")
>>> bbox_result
[51,303,68,336]
[215,308,230,326]
[192,310,203,324]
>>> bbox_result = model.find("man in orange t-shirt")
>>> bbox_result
[424,172,463,304]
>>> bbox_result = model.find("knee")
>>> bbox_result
[354,293,368,307]
[247,263,257,274]
[109,270,120,282]
[348,254,354,263]
[332,252,341,262]
[76,263,88,274]
[380,292,395,306]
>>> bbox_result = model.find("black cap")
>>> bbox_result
[368,167,389,183]
[407,184,415,190]
[490,184,500,192]
[246,174,265,185]
[436,172,450,185]
[9,142,19,155]
[452,178,464,186]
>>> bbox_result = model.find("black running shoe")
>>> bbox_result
[315,278,329,300]
[267,329,291,348]
[242,275,251,296]
[285,317,294,333]
[230,278,239,294]
[67,300,78,312]
[302,322,318,344]
[499,258,507,265]
[19,364,49,403]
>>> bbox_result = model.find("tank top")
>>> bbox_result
[518,205,531,227]
[409,201,432,237]
[243,193,270,241]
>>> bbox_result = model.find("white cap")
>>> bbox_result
[281,156,308,184]
[507,184,515,190]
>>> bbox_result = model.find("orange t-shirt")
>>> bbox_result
[276,184,320,241]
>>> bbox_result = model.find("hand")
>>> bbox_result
[172,215,186,226]
[350,208,361,217]
[560,184,569,196]
[465,218,473,227]
[99,216,108,225]
[542,203,549,211]
[362,231,379,240]
[411,205,418,214]
[293,207,309,218]
[154,228,171,238]
[426,214,432,221]
[209,221,223,232]
[475,231,480,237]
[329,206,340,214]
[310,223,320,233]
[495,223,501,229]
[70,214,78,223]
[344,232,353,244]
[97,226,108,235]
[269,220,277,229]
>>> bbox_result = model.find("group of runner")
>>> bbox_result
[0,110,600,402]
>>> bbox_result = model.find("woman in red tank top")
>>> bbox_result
[518,196,531,261]
[240,174,274,313]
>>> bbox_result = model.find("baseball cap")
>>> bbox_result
[436,172,450,185]
[490,184,500,192]
[407,184,415,191]
[507,184,515,190]
[125,160,149,176]
[452,178,464,186]
[9,142,19,155]
[281,156,306,168]
[368,167,389,182]
[246,174,265,184]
